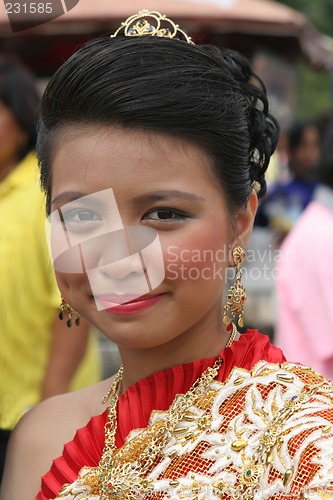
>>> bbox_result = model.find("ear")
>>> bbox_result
[231,191,258,252]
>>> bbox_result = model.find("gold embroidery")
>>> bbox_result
[54,362,333,500]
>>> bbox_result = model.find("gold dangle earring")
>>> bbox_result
[223,245,247,331]
[59,297,81,328]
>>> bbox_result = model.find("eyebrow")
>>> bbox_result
[52,190,205,207]
[51,192,87,206]
[132,190,205,204]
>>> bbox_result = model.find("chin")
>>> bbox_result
[97,315,176,350]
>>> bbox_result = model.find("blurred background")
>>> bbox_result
[1,0,333,378]
[1,0,333,122]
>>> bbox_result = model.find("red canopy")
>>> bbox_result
[1,0,332,72]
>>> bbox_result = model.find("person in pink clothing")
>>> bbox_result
[275,115,333,380]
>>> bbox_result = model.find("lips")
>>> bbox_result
[97,293,166,315]
[98,294,147,305]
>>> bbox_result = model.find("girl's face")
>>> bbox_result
[51,126,256,351]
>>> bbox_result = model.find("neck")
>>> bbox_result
[117,308,233,392]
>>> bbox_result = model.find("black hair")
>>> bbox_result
[0,57,40,160]
[318,115,333,189]
[37,36,279,215]
[287,120,319,153]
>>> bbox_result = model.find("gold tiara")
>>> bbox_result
[111,10,193,44]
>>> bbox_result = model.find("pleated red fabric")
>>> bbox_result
[36,330,285,499]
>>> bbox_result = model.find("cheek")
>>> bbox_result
[163,226,230,284]
[55,271,88,297]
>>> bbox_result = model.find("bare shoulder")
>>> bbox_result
[0,377,114,500]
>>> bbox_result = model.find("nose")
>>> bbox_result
[88,252,151,310]
[82,225,165,309]
[99,252,145,280]
[79,226,148,299]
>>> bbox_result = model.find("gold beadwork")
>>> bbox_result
[197,414,211,430]
[184,413,195,422]
[174,426,188,434]
[276,373,294,383]
[223,246,247,329]
[283,468,294,487]
[242,463,265,487]
[231,439,247,451]
[97,349,230,498]
[55,362,333,499]
[236,383,323,493]
[111,10,193,44]
[168,450,178,459]
[262,406,269,416]
[234,376,245,386]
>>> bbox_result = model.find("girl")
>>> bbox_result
[2,11,333,500]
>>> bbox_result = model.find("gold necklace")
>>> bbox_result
[98,324,237,499]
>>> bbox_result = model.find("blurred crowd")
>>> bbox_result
[0,58,101,482]
[245,111,333,382]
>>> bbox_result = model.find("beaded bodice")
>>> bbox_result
[54,361,333,499]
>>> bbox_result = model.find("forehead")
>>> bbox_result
[51,124,220,197]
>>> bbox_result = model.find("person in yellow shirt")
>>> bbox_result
[0,58,100,482]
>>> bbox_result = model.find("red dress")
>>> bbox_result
[36,331,285,499]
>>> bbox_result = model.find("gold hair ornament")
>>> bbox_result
[223,245,247,328]
[111,10,193,44]
[251,180,261,194]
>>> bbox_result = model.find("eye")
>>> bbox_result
[142,208,189,223]
[62,208,103,229]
